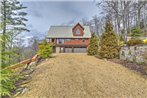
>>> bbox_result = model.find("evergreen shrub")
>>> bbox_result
[37,40,53,59]
[99,20,119,59]
[87,34,99,55]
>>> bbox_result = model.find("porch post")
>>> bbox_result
[72,47,74,53]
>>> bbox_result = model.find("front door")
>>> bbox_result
[52,39,55,42]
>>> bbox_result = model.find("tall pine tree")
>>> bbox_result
[1,0,11,66]
[1,0,29,67]
[99,20,119,59]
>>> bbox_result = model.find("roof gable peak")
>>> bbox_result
[72,23,84,31]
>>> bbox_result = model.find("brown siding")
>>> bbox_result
[64,38,89,46]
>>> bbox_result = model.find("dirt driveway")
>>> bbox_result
[17,53,147,98]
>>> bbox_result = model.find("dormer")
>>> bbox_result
[72,23,84,36]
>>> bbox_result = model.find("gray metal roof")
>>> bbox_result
[47,25,91,38]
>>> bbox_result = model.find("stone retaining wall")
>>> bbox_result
[120,45,147,64]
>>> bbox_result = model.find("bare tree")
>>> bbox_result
[93,15,100,36]
[97,0,147,42]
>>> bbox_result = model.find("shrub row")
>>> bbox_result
[87,20,119,59]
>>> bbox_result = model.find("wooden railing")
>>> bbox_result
[7,55,38,70]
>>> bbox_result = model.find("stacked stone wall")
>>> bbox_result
[120,45,147,64]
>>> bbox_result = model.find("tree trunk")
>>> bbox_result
[138,8,141,28]
[2,0,7,66]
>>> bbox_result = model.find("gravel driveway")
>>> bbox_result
[17,53,147,98]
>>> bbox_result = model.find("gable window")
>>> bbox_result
[75,29,81,35]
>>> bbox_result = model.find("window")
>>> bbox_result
[82,39,85,42]
[75,29,81,35]
[65,39,71,42]
[58,39,64,44]
[75,38,79,40]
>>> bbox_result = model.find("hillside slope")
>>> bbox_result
[17,54,147,98]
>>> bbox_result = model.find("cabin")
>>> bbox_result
[46,23,91,53]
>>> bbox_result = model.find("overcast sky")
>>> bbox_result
[20,0,100,45]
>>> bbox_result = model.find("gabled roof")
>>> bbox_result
[72,23,84,31]
[47,23,91,38]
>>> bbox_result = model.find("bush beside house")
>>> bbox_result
[87,34,99,55]
[37,40,53,59]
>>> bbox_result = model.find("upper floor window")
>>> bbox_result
[75,29,81,35]
[82,39,85,42]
